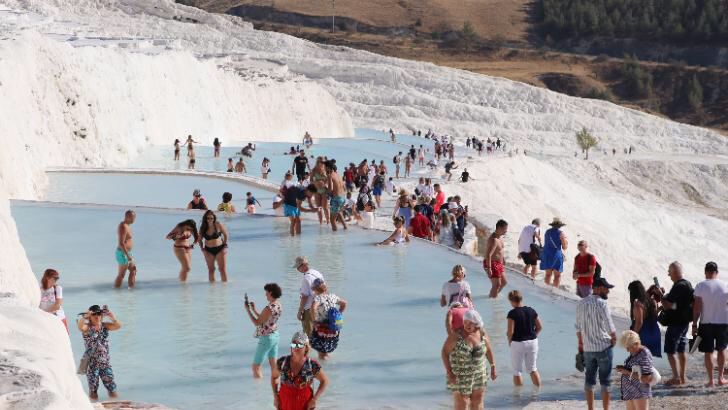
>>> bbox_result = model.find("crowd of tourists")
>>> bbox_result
[34,130,728,410]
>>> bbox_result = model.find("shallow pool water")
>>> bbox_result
[43,173,275,214]
[14,175,588,409]
[130,129,448,183]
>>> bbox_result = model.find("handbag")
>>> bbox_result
[649,367,661,386]
[77,352,90,374]
[657,310,671,327]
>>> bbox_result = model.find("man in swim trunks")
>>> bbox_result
[325,160,347,232]
[485,219,508,298]
[283,184,318,236]
[114,210,136,288]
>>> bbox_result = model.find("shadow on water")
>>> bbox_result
[388,297,439,308]
[62,277,213,293]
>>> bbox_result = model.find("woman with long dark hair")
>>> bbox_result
[628,280,662,358]
[174,139,181,161]
[199,211,229,282]
[213,137,221,157]
[166,219,199,282]
[39,268,67,333]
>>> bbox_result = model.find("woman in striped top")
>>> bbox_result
[616,330,654,408]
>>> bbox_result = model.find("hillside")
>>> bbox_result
[183,0,728,133]
[180,0,531,41]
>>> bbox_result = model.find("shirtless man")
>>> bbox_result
[114,210,137,288]
[484,219,508,298]
[326,161,348,231]
[234,158,246,173]
[404,154,412,178]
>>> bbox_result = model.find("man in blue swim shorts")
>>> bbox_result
[283,184,318,236]
[325,160,348,232]
[115,210,137,288]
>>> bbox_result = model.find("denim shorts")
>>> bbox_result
[584,347,613,391]
[664,324,689,354]
[252,331,279,365]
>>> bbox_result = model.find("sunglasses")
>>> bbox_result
[51,276,60,280]
[290,343,305,349]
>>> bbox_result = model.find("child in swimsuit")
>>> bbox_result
[246,192,262,214]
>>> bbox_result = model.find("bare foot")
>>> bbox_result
[664,378,681,386]
[89,392,98,401]
[109,391,119,399]
[705,381,715,388]
[718,378,727,386]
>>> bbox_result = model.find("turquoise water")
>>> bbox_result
[130,129,444,183]
[14,174,585,409]
[43,173,275,214]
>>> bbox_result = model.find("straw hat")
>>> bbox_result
[549,217,566,227]
[292,256,309,269]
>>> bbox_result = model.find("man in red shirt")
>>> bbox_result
[408,205,433,240]
[573,240,597,298]
[433,183,446,214]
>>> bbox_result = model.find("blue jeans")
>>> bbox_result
[584,347,613,392]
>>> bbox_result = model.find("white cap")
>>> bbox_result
[463,309,483,328]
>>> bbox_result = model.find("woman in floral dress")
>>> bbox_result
[441,309,497,410]
[310,279,347,360]
[77,304,122,401]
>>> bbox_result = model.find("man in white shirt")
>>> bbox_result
[692,261,728,387]
[294,256,325,336]
[517,219,542,279]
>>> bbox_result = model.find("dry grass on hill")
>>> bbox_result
[191,0,530,41]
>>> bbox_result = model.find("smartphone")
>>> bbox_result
[653,277,660,288]
[244,293,249,306]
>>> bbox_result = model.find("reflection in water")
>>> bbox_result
[14,194,586,409]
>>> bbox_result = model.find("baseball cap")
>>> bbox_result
[705,261,718,273]
[592,277,614,289]
[293,256,309,269]
[291,331,309,346]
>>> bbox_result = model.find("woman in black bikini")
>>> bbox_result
[166,219,199,282]
[199,211,229,282]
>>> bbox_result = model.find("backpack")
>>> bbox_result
[327,306,343,331]
[393,155,398,164]
[593,261,602,281]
